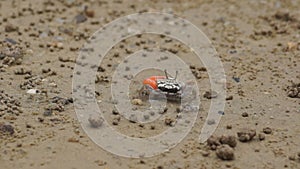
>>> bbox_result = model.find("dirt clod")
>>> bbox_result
[0,124,14,135]
[216,145,234,160]
[207,135,221,148]
[5,24,19,32]
[219,135,237,148]
[237,129,256,142]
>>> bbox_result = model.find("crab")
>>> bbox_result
[139,70,195,102]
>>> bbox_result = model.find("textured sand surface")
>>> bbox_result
[0,0,299,169]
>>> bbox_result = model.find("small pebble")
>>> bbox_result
[49,82,57,87]
[112,109,119,115]
[75,14,87,24]
[288,155,295,161]
[207,119,216,125]
[164,118,174,126]
[5,24,18,32]
[286,82,300,98]
[258,133,265,141]
[43,109,53,116]
[68,137,79,143]
[131,99,142,105]
[242,112,249,117]
[85,10,95,18]
[226,96,233,100]
[112,119,119,125]
[56,42,64,49]
[232,76,240,83]
[26,89,39,94]
[129,114,137,123]
[200,150,210,157]
[14,67,31,75]
[263,127,272,134]
[143,114,150,120]
[226,125,232,129]
[203,90,218,99]
[218,111,225,115]
[88,116,104,128]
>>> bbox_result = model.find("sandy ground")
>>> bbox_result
[0,0,300,169]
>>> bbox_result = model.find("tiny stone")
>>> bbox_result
[143,114,149,120]
[164,118,174,126]
[42,68,51,73]
[198,67,207,71]
[75,14,87,24]
[200,150,210,157]
[226,125,232,129]
[207,119,216,125]
[226,96,233,100]
[0,124,15,135]
[57,42,64,49]
[149,111,155,116]
[242,112,249,117]
[49,82,57,87]
[176,107,181,113]
[129,114,137,123]
[131,99,142,105]
[5,24,18,32]
[163,107,168,113]
[189,65,195,69]
[14,67,31,75]
[68,137,79,143]
[26,89,39,94]
[263,127,272,134]
[88,116,104,128]
[112,109,119,115]
[112,119,119,125]
[203,90,218,99]
[43,109,53,116]
[218,111,225,115]
[289,155,295,161]
[258,133,265,141]
[232,76,240,83]
[85,10,95,18]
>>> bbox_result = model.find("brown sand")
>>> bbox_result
[0,0,299,169]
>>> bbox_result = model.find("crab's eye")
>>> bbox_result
[143,78,157,89]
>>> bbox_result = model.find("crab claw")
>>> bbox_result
[143,78,158,90]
